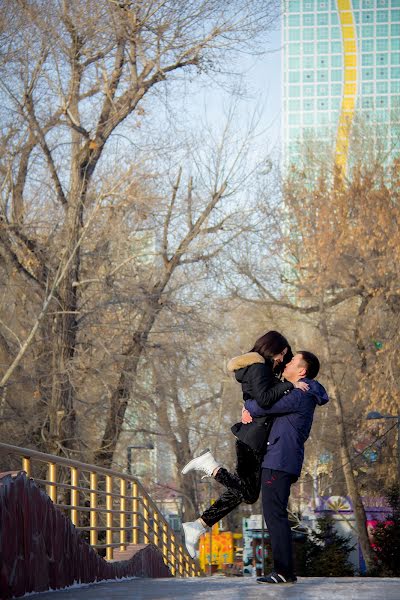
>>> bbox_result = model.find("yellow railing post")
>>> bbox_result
[132,481,138,544]
[90,472,98,547]
[120,477,127,551]
[22,456,31,477]
[70,467,79,526]
[178,544,184,576]
[106,474,113,560]
[162,521,168,564]
[47,462,57,503]
[143,495,149,544]
[153,511,159,548]
[170,532,176,576]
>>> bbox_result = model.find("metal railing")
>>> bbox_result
[0,442,200,577]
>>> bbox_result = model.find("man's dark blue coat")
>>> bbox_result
[245,379,329,477]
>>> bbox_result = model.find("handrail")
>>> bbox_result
[0,442,200,577]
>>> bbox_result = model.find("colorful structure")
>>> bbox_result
[198,522,242,572]
[282,0,400,170]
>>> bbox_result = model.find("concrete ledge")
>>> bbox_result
[0,472,171,599]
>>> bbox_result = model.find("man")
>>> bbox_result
[242,351,329,585]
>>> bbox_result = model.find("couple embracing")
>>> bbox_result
[180,330,329,585]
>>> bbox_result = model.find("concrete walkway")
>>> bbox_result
[32,576,400,600]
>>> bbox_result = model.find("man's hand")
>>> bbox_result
[241,406,253,424]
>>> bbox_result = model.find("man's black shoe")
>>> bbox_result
[257,571,297,584]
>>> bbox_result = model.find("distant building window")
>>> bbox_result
[391,67,400,79]
[288,28,300,41]
[392,53,400,66]
[377,38,389,51]
[391,38,400,51]
[317,27,329,40]
[362,68,374,80]
[377,97,388,108]
[392,23,400,36]
[362,54,373,66]
[377,68,388,79]
[331,55,342,67]
[362,39,374,52]
[362,82,374,94]
[331,84,342,96]
[288,15,300,26]
[376,24,389,37]
[362,25,373,38]
[288,57,300,69]
[303,28,314,41]
[289,86,301,97]
[376,10,388,22]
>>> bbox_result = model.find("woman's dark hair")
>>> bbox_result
[275,344,293,376]
[298,351,320,379]
[251,330,290,361]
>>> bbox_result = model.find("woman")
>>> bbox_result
[180,330,309,559]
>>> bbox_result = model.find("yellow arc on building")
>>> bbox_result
[336,0,358,171]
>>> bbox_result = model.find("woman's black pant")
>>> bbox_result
[200,440,262,527]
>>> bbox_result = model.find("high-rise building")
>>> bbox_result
[282,0,400,169]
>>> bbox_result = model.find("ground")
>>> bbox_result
[31,575,400,600]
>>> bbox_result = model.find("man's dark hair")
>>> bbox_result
[298,351,320,379]
[251,330,289,361]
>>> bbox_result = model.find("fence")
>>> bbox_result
[0,442,200,577]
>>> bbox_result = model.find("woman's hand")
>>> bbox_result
[294,381,309,391]
[241,406,253,424]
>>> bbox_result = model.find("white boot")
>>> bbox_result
[182,519,207,559]
[181,449,220,478]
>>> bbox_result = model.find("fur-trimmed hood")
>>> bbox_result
[227,352,265,372]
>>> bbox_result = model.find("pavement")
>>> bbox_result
[31,575,400,600]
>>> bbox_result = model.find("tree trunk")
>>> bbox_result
[94,302,162,468]
[332,387,375,572]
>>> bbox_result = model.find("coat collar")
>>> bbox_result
[227,352,265,372]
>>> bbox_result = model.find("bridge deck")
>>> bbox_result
[33,576,400,600]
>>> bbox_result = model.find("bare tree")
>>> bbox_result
[0,0,278,456]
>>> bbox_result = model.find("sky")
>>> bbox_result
[188,26,283,155]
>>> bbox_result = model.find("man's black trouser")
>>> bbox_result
[200,441,262,527]
[261,467,298,577]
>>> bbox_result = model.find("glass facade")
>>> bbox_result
[283,0,400,168]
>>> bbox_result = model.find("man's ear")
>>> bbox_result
[299,367,307,378]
